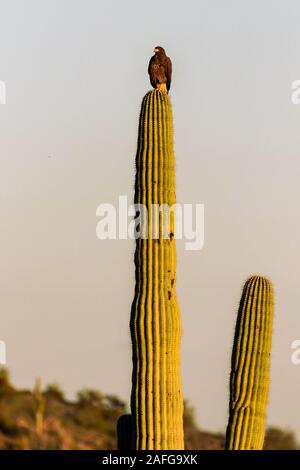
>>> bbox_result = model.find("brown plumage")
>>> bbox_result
[148,46,172,93]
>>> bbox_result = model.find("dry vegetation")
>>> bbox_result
[0,369,297,450]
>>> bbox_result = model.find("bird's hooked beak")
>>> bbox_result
[154,48,159,53]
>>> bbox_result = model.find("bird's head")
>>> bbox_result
[154,46,166,55]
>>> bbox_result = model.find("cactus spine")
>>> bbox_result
[130,90,184,450]
[225,275,274,450]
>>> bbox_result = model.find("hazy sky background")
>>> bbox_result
[1,0,300,439]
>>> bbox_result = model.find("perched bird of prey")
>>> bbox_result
[148,46,172,93]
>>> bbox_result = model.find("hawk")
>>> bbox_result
[148,46,172,93]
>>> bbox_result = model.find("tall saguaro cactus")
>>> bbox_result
[225,275,274,450]
[130,90,184,450]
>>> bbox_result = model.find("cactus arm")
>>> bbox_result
[225,276,274,450]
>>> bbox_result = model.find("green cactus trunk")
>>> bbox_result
[225,275,274,450]
[130,90,184,450]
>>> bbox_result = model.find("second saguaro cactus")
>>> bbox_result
[225,275,274,450]
[130,90,184,450]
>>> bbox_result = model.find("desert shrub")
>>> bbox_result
[44,384,65,402]
[264,427,298,450]
[77,389,103,407]
[102,394,125,410]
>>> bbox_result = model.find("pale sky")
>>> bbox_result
[1,0,300,439]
